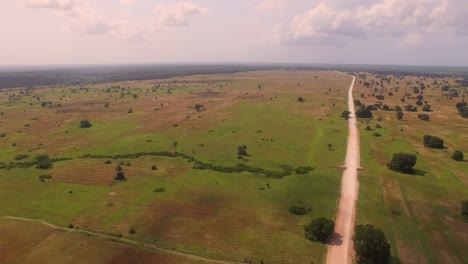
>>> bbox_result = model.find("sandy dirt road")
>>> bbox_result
[326,75,360,264]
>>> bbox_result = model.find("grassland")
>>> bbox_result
[353,73,468,264]
[0,70,351,263]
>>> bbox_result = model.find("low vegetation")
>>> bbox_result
[423,135,444,149]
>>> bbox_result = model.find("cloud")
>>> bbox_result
[22,0,145,41]
[283,0,468,46]
[153,1,207,30]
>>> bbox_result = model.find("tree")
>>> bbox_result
[114,165,126,181]
[353,224,391,264]
[237,145,248,156]
[35,155,52,169]
[423,135,444,149]
[396,110,404,120]
[173,141,179,153]
[304,217,335,243]
[341,110,351,120]
[387,153,417,173]
[356,108,373,118]
[452,150,464,161]
[79,119,92,128]
[194,104,205,112]
[418,114,430,121]
[297,97,305,102]
[461,200,468,218]
[328,143,333,151]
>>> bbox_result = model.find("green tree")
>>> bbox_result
[387,153,417,173]
[396,110,404,120]
[237,145,248,156]
[79,119,92,128]
[304,217,335,243]
[423,135,444,149]
[353,224,391,264]
[452,150,464,161]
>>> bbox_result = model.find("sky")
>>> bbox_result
[0,0,467,66]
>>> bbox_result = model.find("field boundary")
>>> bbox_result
[0,216,243,264]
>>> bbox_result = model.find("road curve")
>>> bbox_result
[326,75,360,264]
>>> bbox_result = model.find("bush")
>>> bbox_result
[38,174,52,182]
[418,114,430,121]
[373,132,381,137]
[341,110,351,119]
[387,153,417,173]
[422,104,432,112]
[356,108,373,118]
[289,205,308,215]
[353,224,391,264]
[297,97,305,102]
[35,155,52,169]
[405,104,417,112]
[151,165,158,170]
[423,135,444,149]
[129,228,136,234]
[295,166,314,174]
[14,154,29,160]
[154,187,165,193]
[462,200,468,221]
[304,217,335,243]
[79,119,92,128]
[452,150,464,161]
[396,111,404,120]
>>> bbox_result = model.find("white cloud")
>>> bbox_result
[22,0,145,41]
[153,1,207,30]
[283,0,468,46]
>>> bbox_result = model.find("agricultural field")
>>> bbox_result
[0,70,351,263]
[353,73,468,264]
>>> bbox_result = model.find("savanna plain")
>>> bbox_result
[0,69,466,264]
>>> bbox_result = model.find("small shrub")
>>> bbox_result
[375,124,382,129]
[129,228,136,234]
[373,132,381,137]
[38,174,52,182]
[289,205,308,215]
[151,165,158,170]
[418,114,430,121]
[295,166,314,174]
[154,187,165,193]
[79,119,92,128]
[452,150,464,161]
[105,160,112,164]
[14,154,29,160]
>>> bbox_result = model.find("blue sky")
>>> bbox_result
[1,0,467,66]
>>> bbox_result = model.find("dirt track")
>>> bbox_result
[326,75,360,264]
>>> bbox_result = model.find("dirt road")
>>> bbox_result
[326,75,360,264]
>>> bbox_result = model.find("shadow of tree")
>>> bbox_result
[328,232,343,246]
[412,168,427,176]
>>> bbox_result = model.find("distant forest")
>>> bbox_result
[0,64,467,89]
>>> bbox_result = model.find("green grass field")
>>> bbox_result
[354,74,468,264]
[0,70,351,263]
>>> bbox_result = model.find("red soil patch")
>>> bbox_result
[52,159,114,185]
